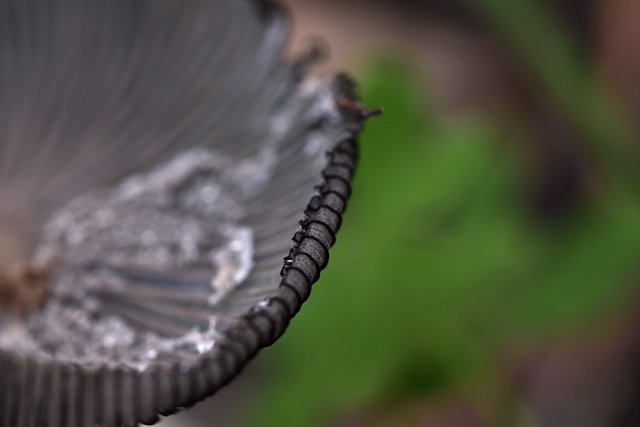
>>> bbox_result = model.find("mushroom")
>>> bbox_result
[0,0,377,425]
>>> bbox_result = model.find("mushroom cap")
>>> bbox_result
[0,0,373,425]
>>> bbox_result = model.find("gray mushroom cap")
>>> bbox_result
[0,0,376,425]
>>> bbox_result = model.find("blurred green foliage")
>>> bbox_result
[246,1,640,426]
[471,0,637,188]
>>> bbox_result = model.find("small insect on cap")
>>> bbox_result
[0,0,378,426]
